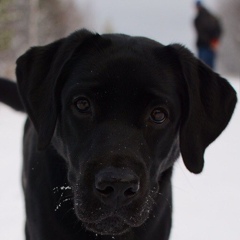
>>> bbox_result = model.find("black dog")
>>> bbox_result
[0,29,237,240]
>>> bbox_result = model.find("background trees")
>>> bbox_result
[0,0,84,78]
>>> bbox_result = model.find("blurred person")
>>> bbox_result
[194,0,222,69]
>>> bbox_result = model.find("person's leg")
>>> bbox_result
[198,47,215,69]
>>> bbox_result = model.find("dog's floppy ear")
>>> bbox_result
[16,29,94,150]
[169,44,237,174]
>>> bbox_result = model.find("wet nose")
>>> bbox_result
[94,167,140,206]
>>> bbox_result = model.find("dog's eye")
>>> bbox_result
[74,98,91,113]
[150,108,168,124]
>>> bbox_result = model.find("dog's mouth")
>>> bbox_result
[81,208,150,235]
[74,194,154,235]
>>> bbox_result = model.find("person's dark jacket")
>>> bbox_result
[194,6,222,48]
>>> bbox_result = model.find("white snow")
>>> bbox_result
[0,106,25,240]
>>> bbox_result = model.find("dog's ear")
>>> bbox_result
[16,29,95,150]
[168,44,237,174]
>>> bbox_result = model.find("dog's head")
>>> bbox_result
[16,30,237,235]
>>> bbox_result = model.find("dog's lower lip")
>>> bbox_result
[81,211,145,228]
[83,216,130,235]
[81,211,121,224]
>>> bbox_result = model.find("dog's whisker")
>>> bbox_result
[54,199,72,212]
[61,207,76,220]
[54,194,74,212]
[53,185,72,195]
[149,189,172,210]
[56,192,73,207]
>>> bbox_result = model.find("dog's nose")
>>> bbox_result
[94,167,140,206]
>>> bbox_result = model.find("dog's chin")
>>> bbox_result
[83,216,131,236]
[74,190,155,235]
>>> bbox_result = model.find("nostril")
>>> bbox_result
[124,188,136,197]
[96,186,114,196]
[124,183,140,197]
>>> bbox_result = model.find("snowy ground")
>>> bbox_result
[0,77,239,240]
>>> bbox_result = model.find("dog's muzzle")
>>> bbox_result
[72,164,153,235]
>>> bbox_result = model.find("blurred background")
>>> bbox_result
[0,0,239,78]
[0,0,239,240]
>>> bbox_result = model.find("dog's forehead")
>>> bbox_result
[63,41,181,99]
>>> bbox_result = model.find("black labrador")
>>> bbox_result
[0,29,237,240]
